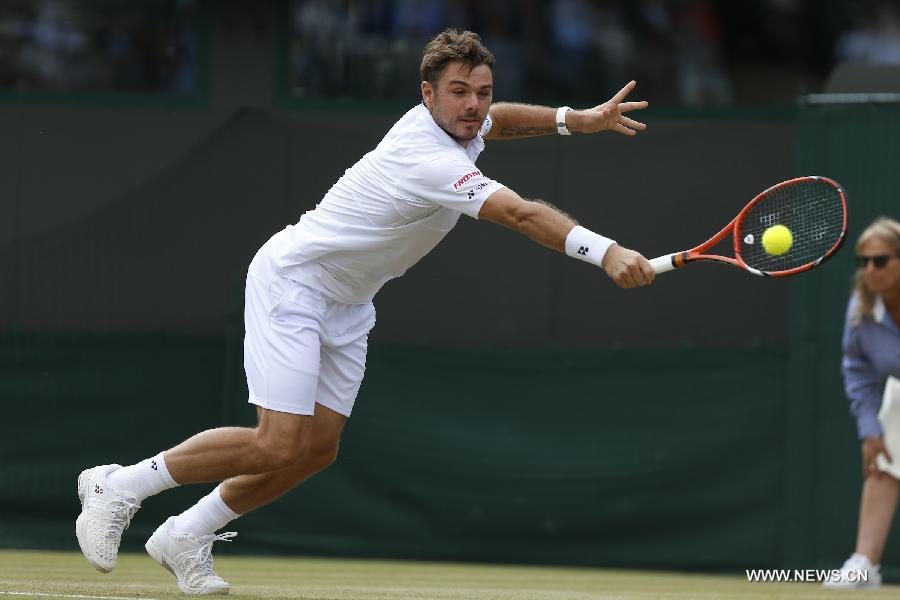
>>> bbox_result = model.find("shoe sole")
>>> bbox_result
[145,537,230,596]
[75,468,113,574]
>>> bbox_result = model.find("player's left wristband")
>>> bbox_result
[565,226,616,267]
[556,106,572,135]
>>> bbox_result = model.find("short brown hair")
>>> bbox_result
[419,29,495,86]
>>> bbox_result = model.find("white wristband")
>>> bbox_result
[565,226,616,267]
[556,106,572,135]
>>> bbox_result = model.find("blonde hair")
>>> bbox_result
[851,216,900,324]
[419,29,494,87]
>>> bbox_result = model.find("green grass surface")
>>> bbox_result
[0,549,895,600]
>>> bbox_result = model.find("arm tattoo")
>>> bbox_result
[497,125,556,138]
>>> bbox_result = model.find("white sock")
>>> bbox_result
[171,484,241,537]
[107,452,177,502]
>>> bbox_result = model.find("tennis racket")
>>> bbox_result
[650,176,848,277]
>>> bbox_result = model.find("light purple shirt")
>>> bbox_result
[842,294,900,439]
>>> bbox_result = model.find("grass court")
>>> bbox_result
[1,549,896,599]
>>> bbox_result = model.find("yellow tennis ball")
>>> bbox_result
[762,224,793,255]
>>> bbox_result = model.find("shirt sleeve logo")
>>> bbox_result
[467,182,491,199]
[453,170,481,190]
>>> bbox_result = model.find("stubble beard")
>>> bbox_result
[430,105,480,143]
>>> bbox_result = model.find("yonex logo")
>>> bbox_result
[760,213,779,227]
[94,484,103,495]
[577,246,589,256]
[812,224,829,240]
[463,181,490,200]
[151,460,158,471]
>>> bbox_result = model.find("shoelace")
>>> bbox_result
[184,532,238,588]
[103,494,141,541]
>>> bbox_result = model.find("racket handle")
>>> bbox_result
[649,254,678,274]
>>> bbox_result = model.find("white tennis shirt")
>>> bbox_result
[263,103,505,304]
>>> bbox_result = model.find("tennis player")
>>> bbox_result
[75,28,654,594]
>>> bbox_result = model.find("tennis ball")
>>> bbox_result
[762,224,793,256]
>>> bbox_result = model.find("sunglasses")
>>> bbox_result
[856,255,893,269]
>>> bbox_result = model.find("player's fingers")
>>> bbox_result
[618,115,646,130]
[884,447,894,463]
[633,261,653,286]
[625,263,642,286]
[610,80,636,104]
[627,262,650,287]
[618,100,648,113]
[639,260,655,285]
[615,266,636,289]
[613,123,636,136]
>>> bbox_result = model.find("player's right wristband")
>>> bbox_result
[564,226,616,267]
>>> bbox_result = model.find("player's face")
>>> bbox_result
[422,61,493,145]
[857,237,900,295]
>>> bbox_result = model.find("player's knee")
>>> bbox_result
[253,433,311,472]
[308,441,340,474]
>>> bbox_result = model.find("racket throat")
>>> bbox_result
[673,252,691,268]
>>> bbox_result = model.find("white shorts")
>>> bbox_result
[243,253,375,417]
[876,376,900,478]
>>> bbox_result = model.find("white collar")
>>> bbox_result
[874,295,886,323]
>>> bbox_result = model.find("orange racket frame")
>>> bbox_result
[649,176,848,277]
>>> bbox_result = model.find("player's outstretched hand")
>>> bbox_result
[601,244,655,288]
[569,80,648,136]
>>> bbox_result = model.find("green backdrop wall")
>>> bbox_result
[0,335,787,571]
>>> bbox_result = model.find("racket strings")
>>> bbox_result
[737,178,845,274]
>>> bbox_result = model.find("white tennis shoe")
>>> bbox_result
[75,464,141,573]
[145,516,236,595]
[823,552,881,589]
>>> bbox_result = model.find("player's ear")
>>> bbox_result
[421,81,433,110]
